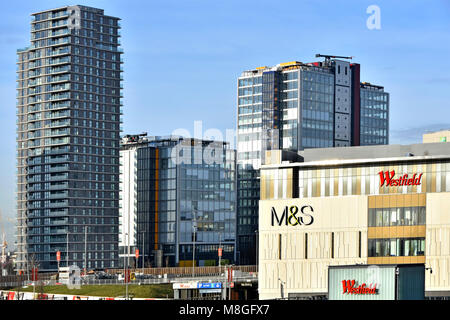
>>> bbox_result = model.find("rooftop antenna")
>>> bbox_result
[315,54,353,67]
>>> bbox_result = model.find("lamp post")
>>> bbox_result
[26,255,29,283]
[57,250,60,272]
[66,232,70,268]
[425,266,433,297]
[218,232,222,271]
[126,232,129,300]
[278,278,285,300]
[84,226,87,275]
[141,231,145,274]
[395,267,399,300]
[255,230,258,272]
[192,220,197,278]
[122,232,127,287]
[227,264,234,300]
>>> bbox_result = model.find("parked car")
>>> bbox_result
[96,271,115,280]
[135,274,155,280]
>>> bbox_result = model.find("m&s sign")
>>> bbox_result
[271,205,314,226]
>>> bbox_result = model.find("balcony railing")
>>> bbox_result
[48,210,68,217]
[46,111,70,119]
[47,155,69,163]
[53,228,68,234]
[49,200,68,207]
[48,75,70,83]
[49,129,70,136]
[49,93,70,101]
[49,192,68,199]
[49,183,69,190]
[49,101,70,110]
[50,119,70,127]
[49,83,70,92]
[49,174,68,181]
[42,147,70,155]
[50,66,70,74]
[49,165,69,172]
[51,28,69,37]
[52,20,68,28]
[49,56,70,65]
[48,47,70,57]
[52,11,68,19]
[50,219,68,226]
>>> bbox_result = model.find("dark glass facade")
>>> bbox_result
[261,71,281,154]
[368,206,426,227]
[360,84,389,145]
[300,70,335,149]
[236,167,259,265]
[368,238,425,257]
[16,6,122,271]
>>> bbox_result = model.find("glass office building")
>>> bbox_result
[16,6,122,272]
[120,136,236,268]
[360,82,389,146]
[236,58,389,265]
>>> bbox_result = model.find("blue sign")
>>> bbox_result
[197,282,222,289]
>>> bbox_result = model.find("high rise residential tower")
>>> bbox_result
[236,56,389,264]
[16,5,123,272]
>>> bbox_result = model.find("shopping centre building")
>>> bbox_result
[258,142,450,299]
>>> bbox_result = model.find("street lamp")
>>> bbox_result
[125,232,130,300]
[122,233,127,282]
[255,230,258,271]
[192,219,197,278]
[84,226,88,275]
[218,232,222,271]
[141,231,146,274]
[278,278,285,300]
[66,232,70,268]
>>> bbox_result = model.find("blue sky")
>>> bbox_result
[1,0,450,247]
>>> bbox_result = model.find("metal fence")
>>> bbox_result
[106,265,257,276]
[0,274,58,289]
[0,266,258,288]
[79,274,258,286]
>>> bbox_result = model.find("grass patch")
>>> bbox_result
[16,284,173,299]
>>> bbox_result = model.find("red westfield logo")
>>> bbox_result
[342,280,377,295]
[379,170,423,187]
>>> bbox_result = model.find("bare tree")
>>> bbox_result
[28,254,43,299]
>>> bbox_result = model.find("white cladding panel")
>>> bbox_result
[119,148,138,248]
[258,196,368,299]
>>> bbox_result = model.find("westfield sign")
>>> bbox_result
[342,280,378,295]
[379,170,423,187]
